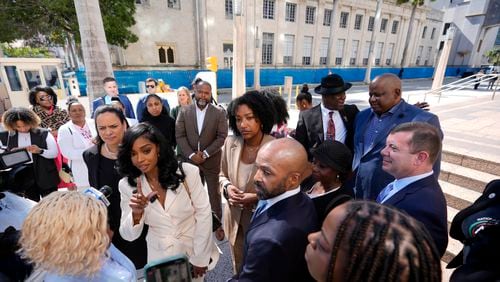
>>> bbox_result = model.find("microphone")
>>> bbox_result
[83,186,113,207]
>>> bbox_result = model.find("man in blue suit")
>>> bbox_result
[377,122,448,256]
[91,77,135,118]
[230,138,318,281]
[352,73,442,200]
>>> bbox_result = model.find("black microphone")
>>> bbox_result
[83,186,113,207]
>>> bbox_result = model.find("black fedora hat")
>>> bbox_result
[311,140,352,174]
[314,74,352,95]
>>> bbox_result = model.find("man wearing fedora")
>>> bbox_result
[295,73,359,159]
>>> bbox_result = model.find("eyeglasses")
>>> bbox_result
[146,85,156,89]
[38,95,53,101]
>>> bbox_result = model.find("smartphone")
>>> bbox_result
[144,254,192,282]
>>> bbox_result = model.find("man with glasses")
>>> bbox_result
[135,78,170,121]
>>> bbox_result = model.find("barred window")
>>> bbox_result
[375,42,384,65]
[422,26,427,39]
[225,0,233,19]
[351,40,359,65]
[306,6,315,24]
[262,32,274,64]
[368,16,374,31]
[336,39,345,65]
[319,37,329,65]
[323,9,332,26]
[263,0,275,19]
[339,12,349,28]
[391,20,399,34]
[354,14,363,30]
[302,36,313,65]
[167,0,180,9]
[386,43,394,65]
[380,19,388,33]
[285,3,296,22]
[283,34,295,65]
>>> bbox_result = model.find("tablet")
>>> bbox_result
[0,149,31,169]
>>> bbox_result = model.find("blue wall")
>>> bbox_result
[74,66,480,96]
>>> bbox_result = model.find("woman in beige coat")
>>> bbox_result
[219,91,276,273]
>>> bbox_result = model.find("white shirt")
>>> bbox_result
[195,104,207,135]
[259,187,301,214]
[17,131,58,162]
[320,103,347,143]
[380,171,434,203]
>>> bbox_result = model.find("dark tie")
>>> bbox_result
[376,182,395,203]
[326,111,336,141]
[251,200,267,221]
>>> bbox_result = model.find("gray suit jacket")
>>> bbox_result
[175,103,228,172]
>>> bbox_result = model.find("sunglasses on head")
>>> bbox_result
[39,95,53,101]
[146,85,156,88]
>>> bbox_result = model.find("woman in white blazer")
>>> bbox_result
[57,99,96,189]
[117,123,215,281]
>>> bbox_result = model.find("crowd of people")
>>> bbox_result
[0,73,498,281]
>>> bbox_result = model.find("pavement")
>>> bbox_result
[65,77,500,281]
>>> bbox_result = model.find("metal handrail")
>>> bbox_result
[424,74,499,102]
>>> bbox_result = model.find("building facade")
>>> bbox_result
[116,0,443,70]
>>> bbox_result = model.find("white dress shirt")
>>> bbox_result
[320,103,347,143]
[379,171,434,203]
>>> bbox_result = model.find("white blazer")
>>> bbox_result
[119,163,214,268]
[57,119,96,188]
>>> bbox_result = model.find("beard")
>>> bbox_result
[254,179,287,200]
[196,97,208,109]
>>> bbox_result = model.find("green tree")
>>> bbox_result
[0,0,138,48]
[1,43,53,58]
[397,0,435,67]
[485,48,500,66]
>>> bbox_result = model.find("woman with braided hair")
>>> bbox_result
[305,201,441,282]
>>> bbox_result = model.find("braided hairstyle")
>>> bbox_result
[326,201,441,282]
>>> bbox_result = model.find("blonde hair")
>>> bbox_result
[19,191,110,277]
[177,86,192,106]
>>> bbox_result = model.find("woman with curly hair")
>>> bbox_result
[262,90,290,138]
[220,90,275,274]
[28,86,69,137]
[0,107,59,201]
[117,123,215,281]
[305,201,442,282]
[140,94,176,149]
[19,191,136,281]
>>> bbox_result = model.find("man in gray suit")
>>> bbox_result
[176,81,228,219]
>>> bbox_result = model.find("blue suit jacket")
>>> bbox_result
[91,94,135,119]
[352,100,442,200]
[384,175,448,257]
[230,192,318,282]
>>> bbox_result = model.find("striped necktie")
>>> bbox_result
[376,182,395,203]
[326,111,336,141]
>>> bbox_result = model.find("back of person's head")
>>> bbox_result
[301,84,310,93]
[261,89,289,124]
[117,123,182,189]
[2,107,41,132]
[102,77,116,85]
[227,90,276,136]
[28,86,58,106]
[390,122,442,164]
[19,191,109,277]
[323,201,441,282]
[296,92,313,104]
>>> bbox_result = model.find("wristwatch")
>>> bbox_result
[223,183,231,200]
[39,149,45,154]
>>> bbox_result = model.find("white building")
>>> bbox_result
[115,0,443,69]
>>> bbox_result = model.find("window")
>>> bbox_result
[225,0,233,19]
[363,41,371,65]
[386,43,394,65]
[368,16,375,31]
[443,23,451,35]
[263,0,275,19]
[319,37,329,65]
[380,18,388,33]
[350,40,359,65]
[305,6,315,24]
[283,35,295,65]
[416,45,423,65]
[336,39,345,65]
[431,27,436,39]
[4,66,22,91]
[223,43,233,68]
[303,36,313,65]
[323,9,332,26]
[262,32,274,64]
[42,65,60,88]
[422,26,427,39]
[167,0,180,9]
[375,42,383,65]
[354,14,363,30]
[285,3,296,22]
[425,46,432,66]
[339,12,349,28]
[391,21,399,34]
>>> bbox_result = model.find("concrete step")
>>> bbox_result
[439,161,498,193]
[442,150,500,177]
